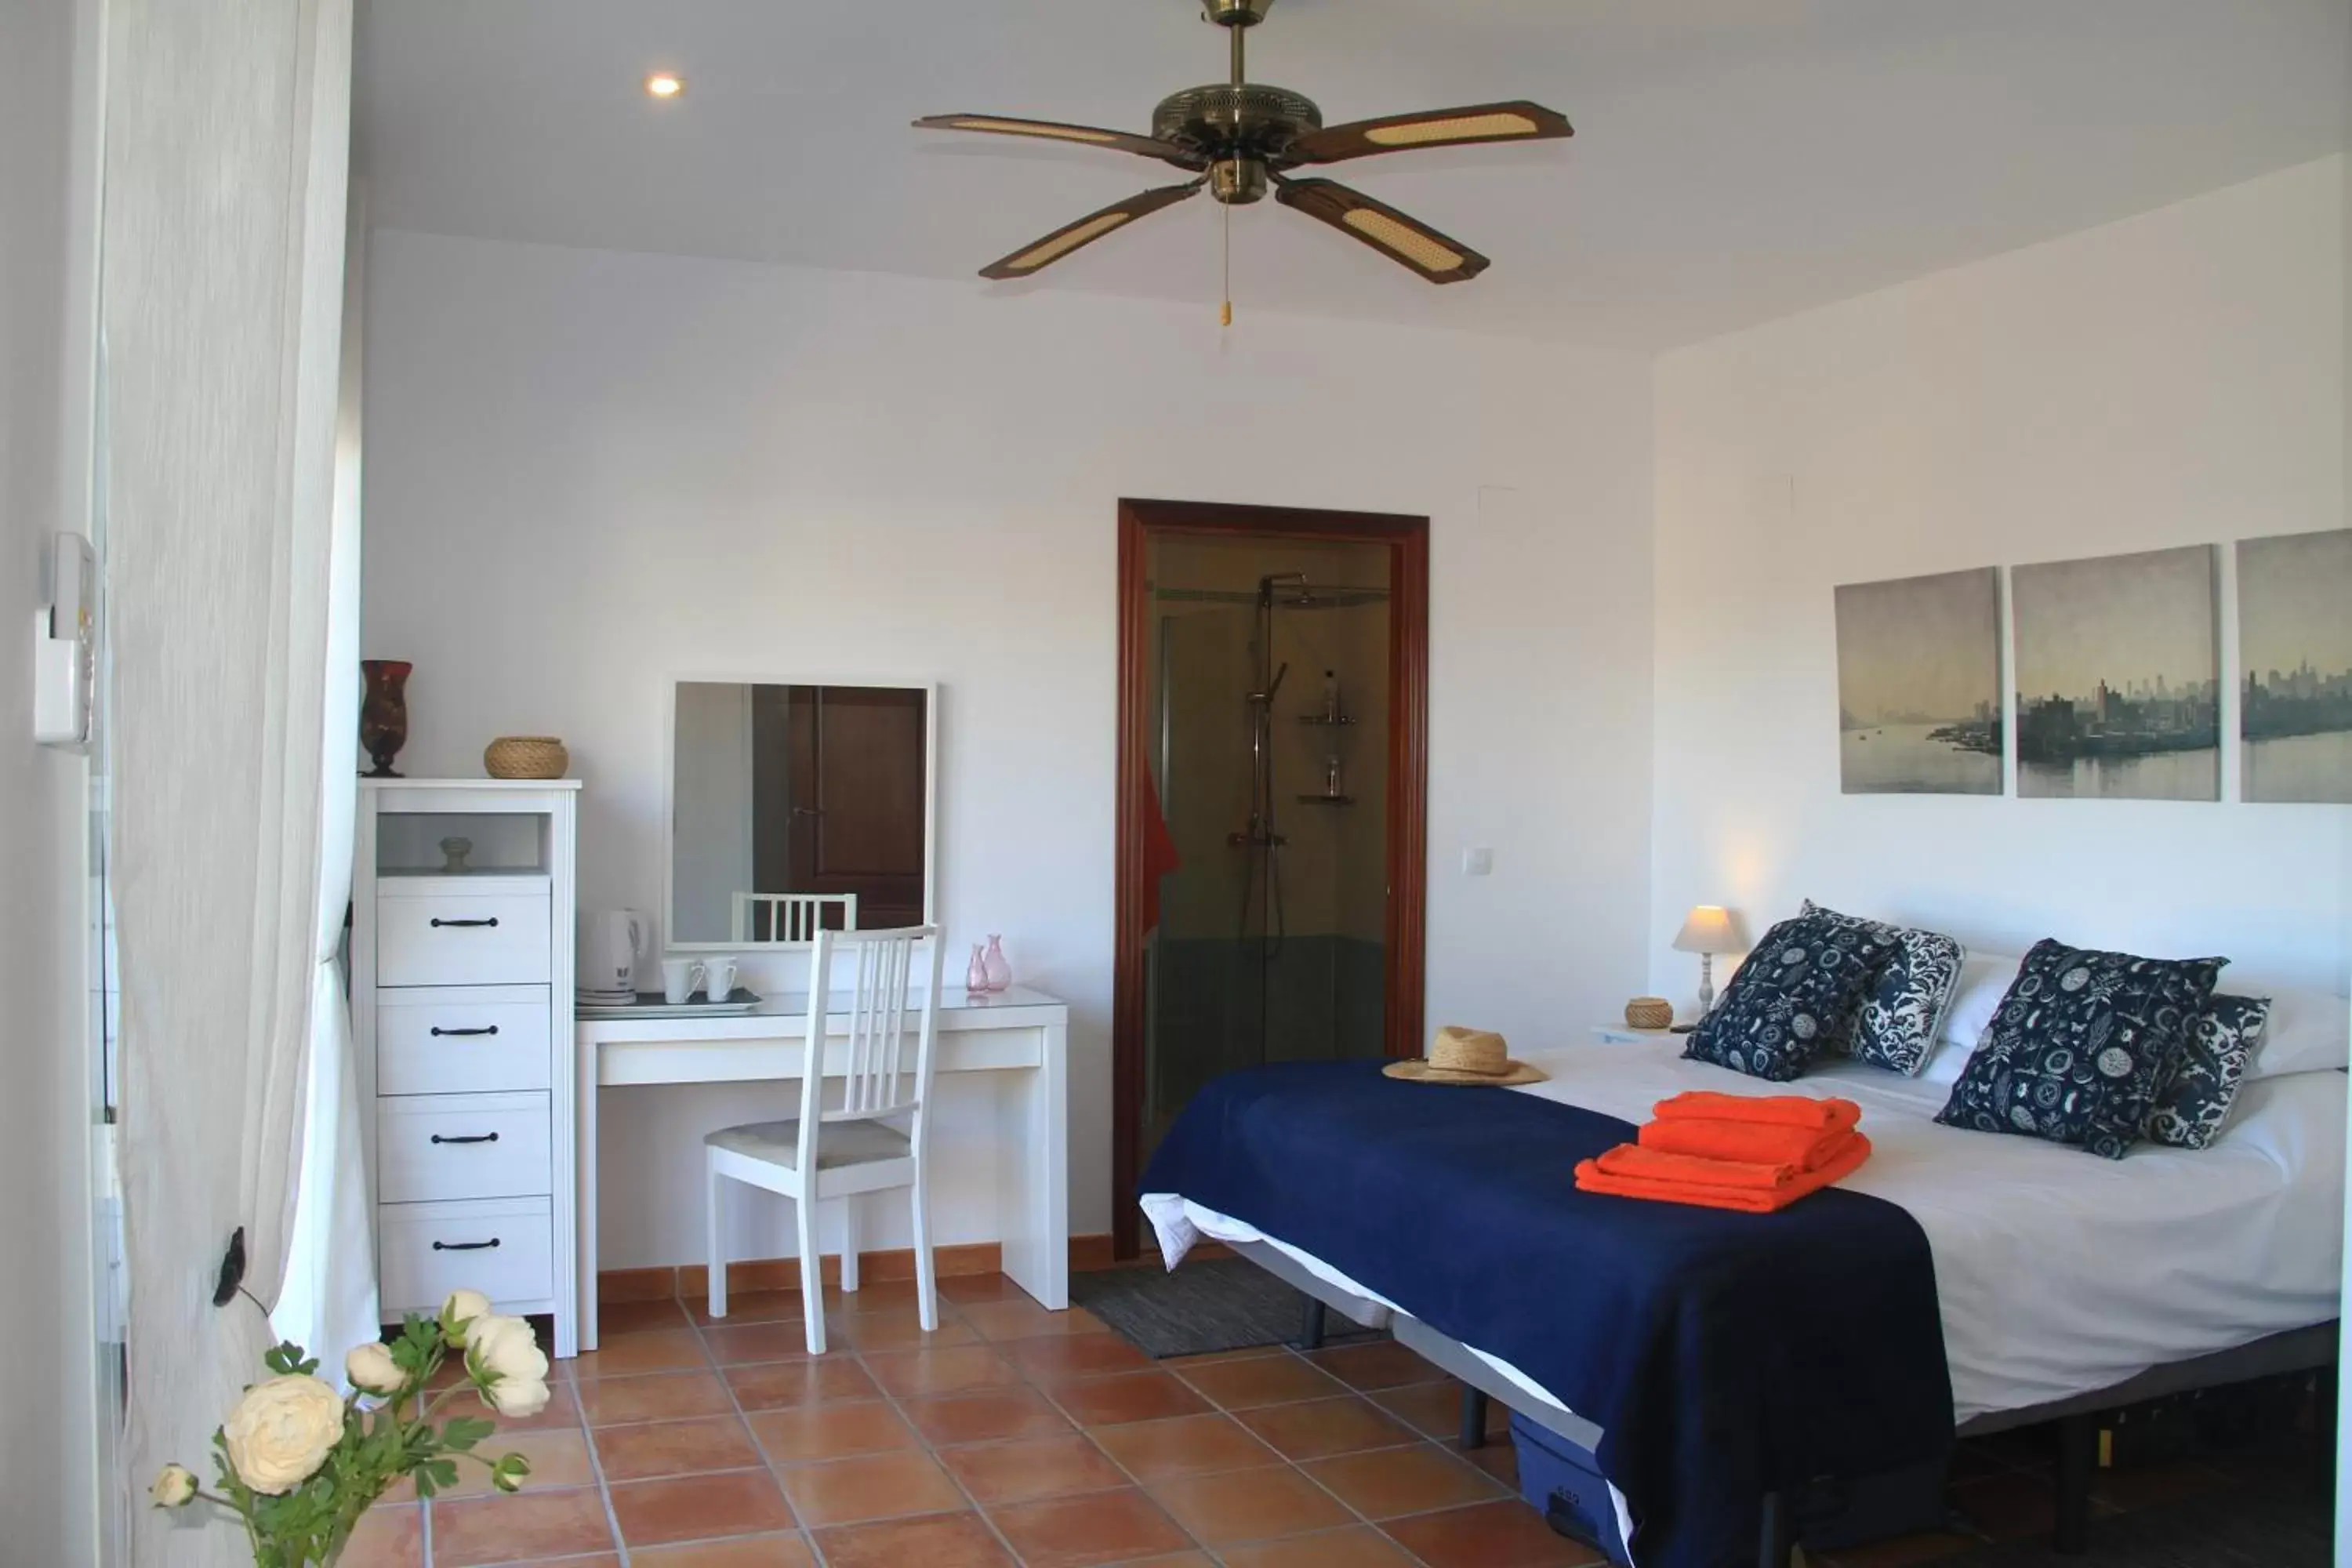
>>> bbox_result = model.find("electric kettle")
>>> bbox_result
[581,909,651,1000]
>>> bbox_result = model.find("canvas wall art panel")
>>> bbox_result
[2239,528,2352,804]
[2013,545,2219,800]
[1835,567,2002,795]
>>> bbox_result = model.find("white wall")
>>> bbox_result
[362,230,1656,1262]
[0,0,98,1556]
[1653,157,2349,1006]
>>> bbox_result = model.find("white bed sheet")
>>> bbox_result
[1142,1040,2347,1425]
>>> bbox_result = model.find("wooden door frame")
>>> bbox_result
[1112,498,1430,1259]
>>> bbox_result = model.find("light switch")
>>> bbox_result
[1462,848,1494,877]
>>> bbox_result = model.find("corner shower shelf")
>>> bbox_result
[1296,794,1356,806]
[1298,714,1357,726]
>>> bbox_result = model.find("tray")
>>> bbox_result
[575,987,764,1020]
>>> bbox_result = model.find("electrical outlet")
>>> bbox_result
[1462,848,1494,877]
[34,532,96,751]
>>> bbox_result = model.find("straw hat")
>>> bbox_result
[1383,1025,1548,1086]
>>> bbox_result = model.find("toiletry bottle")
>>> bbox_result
[1322,670,1341,723]
[1324,755,1343,798]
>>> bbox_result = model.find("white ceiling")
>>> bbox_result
[354,0,2351,351]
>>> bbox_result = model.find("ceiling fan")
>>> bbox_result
[914,0,1572,286]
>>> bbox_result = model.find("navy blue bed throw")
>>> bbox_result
[1141,1062,1953,1568]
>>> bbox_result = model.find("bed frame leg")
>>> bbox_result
[1758,1490,1796,1568]
[2053,1411,2096,1555]
[1295,1293,1326,1352]
[1459,1386,1490,1451]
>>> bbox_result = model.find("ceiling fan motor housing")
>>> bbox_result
[1153,83,1321,165]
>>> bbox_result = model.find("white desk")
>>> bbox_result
[575,985,1069,1352]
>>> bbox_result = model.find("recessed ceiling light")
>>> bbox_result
[645,73,683,100]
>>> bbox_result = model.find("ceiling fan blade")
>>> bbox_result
[1280,100,1572,166]
[1274,177,1490,285]
[915,114,1200,168]
[978,181,1205,281]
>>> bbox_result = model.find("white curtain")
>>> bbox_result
[274,180,378,1375]
[105,1,353,1559]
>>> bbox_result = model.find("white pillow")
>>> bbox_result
[1917,951,2024,1086]
[2243,983,2350,1081]
[1919,1037,1969,1085]
[1939,951,2024,1053]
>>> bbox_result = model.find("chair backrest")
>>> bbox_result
[732,891,859,944]
[797,924,945,1138]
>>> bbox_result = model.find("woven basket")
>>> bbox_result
[1624,996,1674,1030]
[484,735,569,780]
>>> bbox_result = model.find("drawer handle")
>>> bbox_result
[431,1238,502,1252]
[430,916,500,929]
[430,1132,501,1146]
[430,1025,500,1038]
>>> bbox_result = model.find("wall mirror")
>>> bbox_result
[666,680,936,948]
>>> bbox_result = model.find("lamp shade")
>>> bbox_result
[1671,905,1744,955]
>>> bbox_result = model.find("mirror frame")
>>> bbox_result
[662,676,939,952]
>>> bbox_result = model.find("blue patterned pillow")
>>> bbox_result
[1683,913,1899,1083]
[1802,901,1967,1076]
[2146,995,2270,1151]
[1934,939,2227,1160]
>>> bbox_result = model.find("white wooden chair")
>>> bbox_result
[704,924,943,1352]
[731,891,858,944]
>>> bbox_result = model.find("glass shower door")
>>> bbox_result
[1143,604,1262,1162]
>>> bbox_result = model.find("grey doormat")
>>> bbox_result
[1070,1256,1377,1359]
[1933,1480,2329,1568]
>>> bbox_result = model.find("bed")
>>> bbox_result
[1141,1039,2345,1566]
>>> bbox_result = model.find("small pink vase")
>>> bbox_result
[982,935,1011,993]
[966,944,989,993]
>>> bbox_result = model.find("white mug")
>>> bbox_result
[660,956,702,1005]
[701,956,739,1002]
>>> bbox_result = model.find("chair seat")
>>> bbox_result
[706,1118,911,1171]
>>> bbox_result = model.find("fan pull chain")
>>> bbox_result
[1221,199,1233,327]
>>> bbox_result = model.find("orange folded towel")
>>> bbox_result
[1650,1091,1860,1134]
[1596,1134,1862,1192]
[1573,1134,1872,1214]
[1638,1116,1858,1171]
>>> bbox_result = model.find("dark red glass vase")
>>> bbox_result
[359,659,412,779]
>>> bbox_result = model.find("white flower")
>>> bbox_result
[345,1341,406,1398]
[467,1315,551,1419]
[222,1374,345,1495]
[149,1465,197,1508]
[485,1372,551,1420]
[441,1288,493,1345]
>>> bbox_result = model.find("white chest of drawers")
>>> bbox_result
[355,779,581,1358]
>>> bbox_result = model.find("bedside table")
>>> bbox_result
[1593,1023,1684,1046]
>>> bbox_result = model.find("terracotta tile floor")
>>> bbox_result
[347,1272,2301,1568]
[346,1274,1592,1566]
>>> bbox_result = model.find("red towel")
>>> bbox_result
[1574,1134,1872,1214]
[1638,1117,1857,1171]
[1650,1091,1860,1134]
[1593,1134,1862,1192]
[1141,770,1182,935]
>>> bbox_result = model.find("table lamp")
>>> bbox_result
[1672,906,1747,1014]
